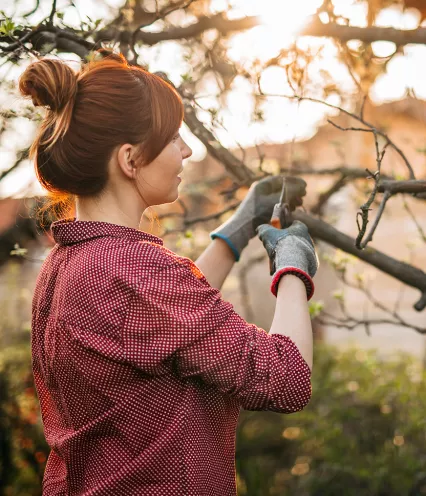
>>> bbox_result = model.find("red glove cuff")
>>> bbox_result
[271,267,315,300]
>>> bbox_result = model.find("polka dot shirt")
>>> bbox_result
[31,218,312,495]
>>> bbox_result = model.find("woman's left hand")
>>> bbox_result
[209,175,285,261]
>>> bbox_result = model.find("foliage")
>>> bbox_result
[0,333,48,496]
[236,343,426,496]
[1,335,426,495]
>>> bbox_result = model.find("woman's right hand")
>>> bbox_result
[256,220,319,300]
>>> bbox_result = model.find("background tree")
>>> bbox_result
[1,0,426,333]
[1,2,426,494]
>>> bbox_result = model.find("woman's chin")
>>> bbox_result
[164,189,179,204]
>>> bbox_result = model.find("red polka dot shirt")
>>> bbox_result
[31,218,312,495]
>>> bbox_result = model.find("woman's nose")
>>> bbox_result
[182,141,192,160]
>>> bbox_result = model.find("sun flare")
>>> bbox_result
[227,0,324,63]
[260,0,322,35]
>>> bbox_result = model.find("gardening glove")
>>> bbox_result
[210,175,285,261]
[256,220,319,300]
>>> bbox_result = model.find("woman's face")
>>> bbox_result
[135,132,192,207]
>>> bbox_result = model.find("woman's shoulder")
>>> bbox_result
[89,237,198,283]
[61,236,207,299]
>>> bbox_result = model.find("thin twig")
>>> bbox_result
[331,270,426,333]
[359,189,391,248]
[48,0,57,25]
[256,90,416,180]
[355,134,389,249]
[327,120,371,133]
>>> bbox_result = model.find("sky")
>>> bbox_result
[0,0,425,198]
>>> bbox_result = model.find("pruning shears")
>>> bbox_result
[269,175,307,273]
[270,176,307,229]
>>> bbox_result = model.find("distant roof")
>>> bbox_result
[373,96,426,124]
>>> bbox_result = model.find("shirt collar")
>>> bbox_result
[50,217,164,246]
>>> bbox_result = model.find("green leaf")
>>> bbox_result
[181,73,193,82]
[332,289,344,301]
[308,300,324,319]
[0,18,15,36]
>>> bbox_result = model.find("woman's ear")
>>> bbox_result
[117,143,136,179]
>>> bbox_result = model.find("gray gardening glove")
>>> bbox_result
[210,176,284,261]
[256,220,319,300]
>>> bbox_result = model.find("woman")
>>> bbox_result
[21,52,318,495]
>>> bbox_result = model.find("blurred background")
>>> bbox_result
[1,0,426,494]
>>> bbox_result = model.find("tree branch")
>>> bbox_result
[332,269,426,333]
[176,90,426,311]
[48,0,57,25]
[257,92,416,180]
[135,13,260,45]
[105,14,426,48]
[5,12,426,62]
[355,133,389,249]
[181,97,255,183]
[302,16,426,46]
[295,210,426,311]
[377,180,426,196]
[358,189,391,248]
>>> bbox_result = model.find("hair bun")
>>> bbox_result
[19,59,78,113]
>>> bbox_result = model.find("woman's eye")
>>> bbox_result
[172,133,180,142]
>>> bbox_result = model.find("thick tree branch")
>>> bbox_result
[294,210,426,311]
[182,98,255,183]
[103,14,426,48]
[377,180,426,196]
[1,26,94,58]
[5,12,426,62]
[302,16,426,46]
[135,14,260,45]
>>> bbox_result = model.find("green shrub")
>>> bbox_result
[0,338,48,496]
[1,339,425,495]
[236,344,426,496]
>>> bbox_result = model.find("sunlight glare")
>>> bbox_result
[260,0,323,35]
[227,1,323,64]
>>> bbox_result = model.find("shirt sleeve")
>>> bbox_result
[122,243,312,413]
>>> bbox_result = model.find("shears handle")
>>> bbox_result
[270,202,292,230]
[268,202,292,275]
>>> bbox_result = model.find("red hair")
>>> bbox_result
[19,51,184,223]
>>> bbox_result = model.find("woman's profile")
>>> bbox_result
[21,51,319,495]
